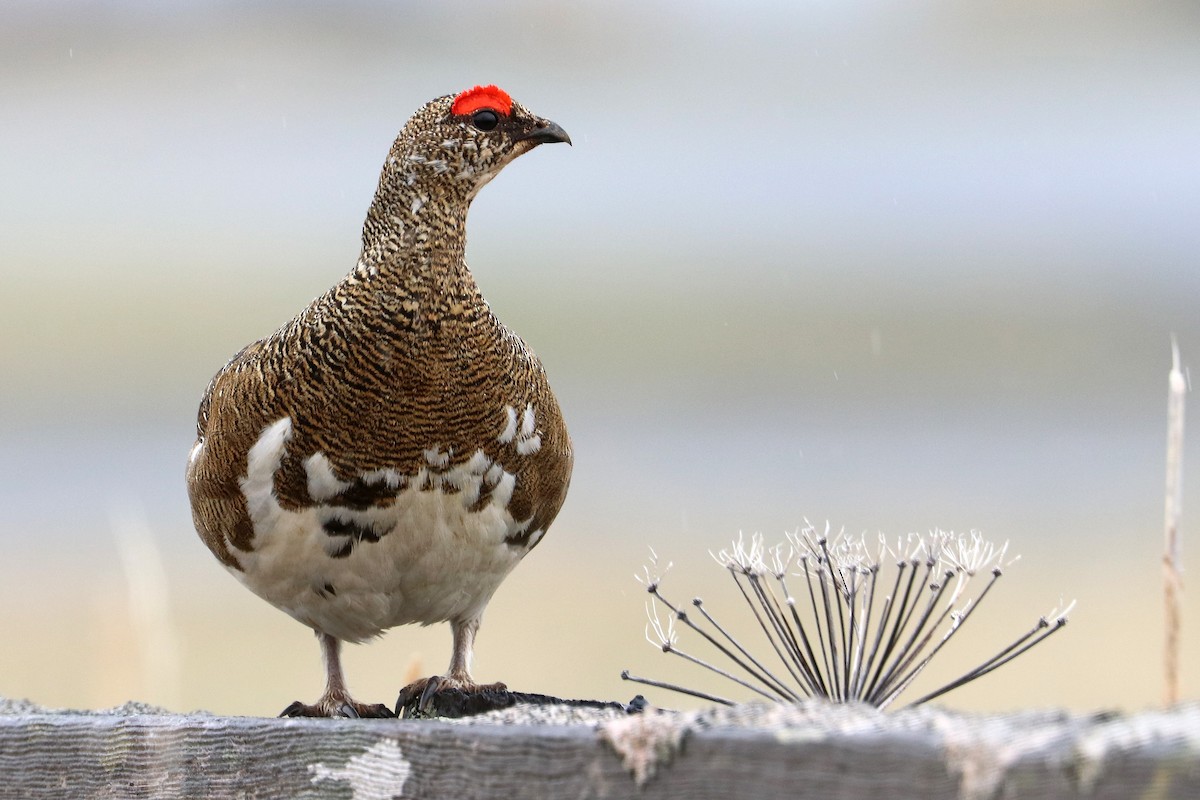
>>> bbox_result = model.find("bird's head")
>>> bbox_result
[387,85,571,205]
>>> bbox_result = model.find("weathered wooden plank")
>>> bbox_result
[0,700,1197,799]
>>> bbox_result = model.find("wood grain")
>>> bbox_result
[1,700,1197,799]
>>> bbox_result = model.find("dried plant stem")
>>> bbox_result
[726,574,808,699]
[749,574,817,698]
[778,581,830,697]
[866,570,956,705]
[908,615,1068,707]
[692,598,800,700]
[1164,339,1186,706]
[621,670,734,705]
[854,564,905,700]
[661,641,781,702]
[860,560,923,702]
[800,556,837,695]
[649,587,792,701]
[845,566,880,699]
[872,569,1004,707]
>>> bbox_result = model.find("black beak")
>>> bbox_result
[516,119,572,146]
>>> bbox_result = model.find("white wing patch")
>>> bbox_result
[304,452,352,502]
[497,405,519,444]
[491,470,516,510]
[498,403,542,455]
[240,417,293,529]
[516,404,542,454]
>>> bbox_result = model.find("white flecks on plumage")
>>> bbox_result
[423,447,450,468]
[515,436,542,456]
[490,470,517,510]
[304,452,353,502]
[515,404,542,455]
[240,417,294,533]
[465,449,491,474]
[497,405,518,444]
[360,467,404,490]
[497,403,541,454]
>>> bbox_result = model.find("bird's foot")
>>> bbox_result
[394,674,510,719]
[280,693,395,719]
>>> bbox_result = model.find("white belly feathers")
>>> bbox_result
[231,415,540,643]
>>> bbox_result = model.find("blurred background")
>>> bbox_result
[2,0,1198,717]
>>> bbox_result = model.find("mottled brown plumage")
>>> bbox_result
[186,86,573,718]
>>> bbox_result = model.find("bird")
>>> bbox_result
[186,85,574,718]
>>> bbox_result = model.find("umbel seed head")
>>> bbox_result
[626,528,1072,710]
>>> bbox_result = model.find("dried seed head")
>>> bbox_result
[636,546,673,591]
[940,530,1012,576]
[714,531,769,575]
[626,526,1071,711]
[644,599,678,650]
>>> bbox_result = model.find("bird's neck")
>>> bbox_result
[291,156,493,352]
[301,168,487,337]
[358,158,472,266]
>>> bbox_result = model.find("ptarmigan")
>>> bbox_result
[186,85,573,718]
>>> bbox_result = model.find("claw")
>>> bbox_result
[280,701,307,718]
[419,676,443,713]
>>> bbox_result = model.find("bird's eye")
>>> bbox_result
[471,109,500,131]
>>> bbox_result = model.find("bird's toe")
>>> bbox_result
[395,675,512,718]
[279,697,395,719]
[280,700,320,718]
